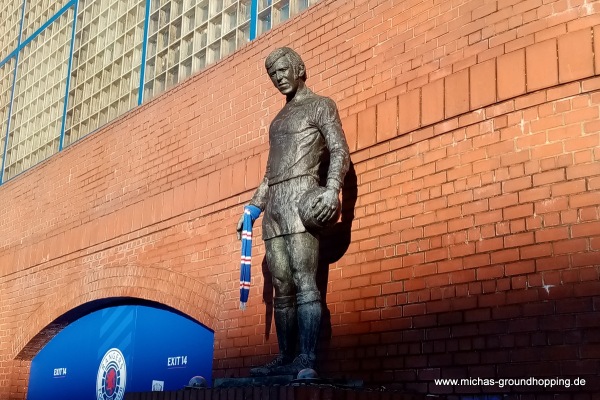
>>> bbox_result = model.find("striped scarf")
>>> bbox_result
[240,205,261,310]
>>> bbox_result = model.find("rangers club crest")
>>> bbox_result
[96,348,127,400]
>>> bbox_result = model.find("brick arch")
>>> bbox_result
[11,264,223,360]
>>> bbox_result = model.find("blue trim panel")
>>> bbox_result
[20,1,76,48]
[0,0,28,184]
[17,0,28,44]
[138,0,152,105]
[250,0,258,40]
[0,50,18,70]
[0,0,75,68]
[59,3,77,151]
[16,1,75,56]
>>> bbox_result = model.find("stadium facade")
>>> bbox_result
[1,0,599,398]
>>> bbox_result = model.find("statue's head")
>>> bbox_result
[265,47,306,97]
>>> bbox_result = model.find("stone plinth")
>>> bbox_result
[124,382,426,400]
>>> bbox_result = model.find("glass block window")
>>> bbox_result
[0,0,24,61]
[144,0,253,101]
[0,0,325,183]
[260,0,320,32]
[64,0,145,146]
[273,0,290,24]
[22,0,71,40]
[0,57,16,173]
[4,8,72,181]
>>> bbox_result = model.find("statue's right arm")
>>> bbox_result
[249,151,270,210]
[236,174,269,240]
[237,151,270,239]
[236,175,268,240]
[249,176,269,210]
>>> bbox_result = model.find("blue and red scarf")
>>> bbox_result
[240,205,261,310]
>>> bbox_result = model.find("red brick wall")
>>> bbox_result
[1,0,600,398]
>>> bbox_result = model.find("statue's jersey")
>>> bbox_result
[265,94,347,187]
[259,93,349,240]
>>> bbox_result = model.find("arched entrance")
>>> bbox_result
[26,299,214,399]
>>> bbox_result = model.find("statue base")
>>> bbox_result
[214,375,295,387]
[126,378,427,400]
[214,375,365,388]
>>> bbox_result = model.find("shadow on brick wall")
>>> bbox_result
[319,162,358,353]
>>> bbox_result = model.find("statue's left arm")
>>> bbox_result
[320,98,350,192]
[312,98,350,222]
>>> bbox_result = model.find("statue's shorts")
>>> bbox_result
[262,175,318,240]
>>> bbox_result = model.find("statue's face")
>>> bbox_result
[267,56,301,96]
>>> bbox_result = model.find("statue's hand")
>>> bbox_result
[312,188,340,223]
[236,213,244,240]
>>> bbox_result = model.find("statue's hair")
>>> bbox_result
[265,47,307,81]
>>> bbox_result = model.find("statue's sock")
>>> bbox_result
[297,299,321,364]
[274,296,297,360]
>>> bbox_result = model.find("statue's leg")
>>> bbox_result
[288,232,321,371]
[250,236,296,376]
